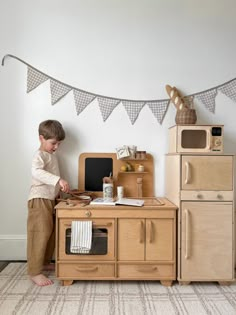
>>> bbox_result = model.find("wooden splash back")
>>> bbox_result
[78,152,154,197]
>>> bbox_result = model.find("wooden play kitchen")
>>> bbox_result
[55,197,177,286]
[55,152,177,286]
[55,124,235,286]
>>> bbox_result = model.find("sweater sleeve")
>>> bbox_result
[32,152,60,186]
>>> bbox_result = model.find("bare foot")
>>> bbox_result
[43,264,55,271]
[31,274,53,286]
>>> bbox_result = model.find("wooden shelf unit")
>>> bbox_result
[78,152,154,198]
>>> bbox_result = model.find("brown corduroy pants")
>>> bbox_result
[27,198,55,276]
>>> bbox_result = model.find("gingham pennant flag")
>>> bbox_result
[218,79,236,102]
[122,101,145,124]
[50,79,72,105]
[73,90,96,115]
[195,89,217,113]
[147,100,169,124]
[97,97,121,121]
[27,66,48,93]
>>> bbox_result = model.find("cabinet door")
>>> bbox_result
[146,219,174,261]
[118,219,145,260]
[181,156,233,190]
[181,202,233,280]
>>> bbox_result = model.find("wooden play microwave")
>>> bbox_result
[168,125,224,154]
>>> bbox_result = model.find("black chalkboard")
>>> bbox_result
[85,158,113,191]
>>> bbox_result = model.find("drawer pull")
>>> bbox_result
[217,194,223,200]
[75,266,98,272]
[137,266,157,272]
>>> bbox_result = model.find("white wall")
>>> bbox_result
[1,0,236,259]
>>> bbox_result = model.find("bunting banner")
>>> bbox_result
[50,80,72,105]
[148,100,170,124]
[2,54,236,125]
[27,66,48,93]
[73,90,96,115]
[97,97,121,121]
[122,101,145,124]
[195,89,217,113]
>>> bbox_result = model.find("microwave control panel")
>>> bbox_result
[211,127,223,151]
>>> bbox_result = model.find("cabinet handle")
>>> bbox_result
[185,209,190,259]
[217,194,223,200]
[185,162,191,184]
[139,221,144,243]
[148,221,154,243]
[75,266,98,272]
[137,266,157,272]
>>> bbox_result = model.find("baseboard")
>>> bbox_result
[0,235,27,260]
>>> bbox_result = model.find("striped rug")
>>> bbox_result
[0,263,235,315]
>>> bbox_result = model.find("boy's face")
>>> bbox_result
[39,136,61,154]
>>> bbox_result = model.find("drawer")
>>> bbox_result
[57,263,115,278]
[181,190,233,201]
[118,264,174,279]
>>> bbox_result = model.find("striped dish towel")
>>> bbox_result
[70,221,92,254]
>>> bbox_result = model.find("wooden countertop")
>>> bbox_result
[55,197,178,211]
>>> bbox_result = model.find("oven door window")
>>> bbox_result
[66,228,108,255]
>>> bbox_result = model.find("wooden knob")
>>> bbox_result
[85,210,91,217]
[196,194,203,199]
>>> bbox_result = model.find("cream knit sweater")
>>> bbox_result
[28,150,61,201]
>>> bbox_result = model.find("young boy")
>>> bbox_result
[27,120,70,286]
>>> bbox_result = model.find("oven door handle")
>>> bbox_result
[64,222,112,228]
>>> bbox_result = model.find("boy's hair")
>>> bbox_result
[38,120,65,141]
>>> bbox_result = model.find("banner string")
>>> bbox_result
[1,53,236,124]
[1,54,168,102]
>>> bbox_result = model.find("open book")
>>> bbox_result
[90,198,144,207]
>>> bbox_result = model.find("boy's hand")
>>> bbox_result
[59,179,70,193]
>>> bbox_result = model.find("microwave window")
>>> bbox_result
[181,130,207,149]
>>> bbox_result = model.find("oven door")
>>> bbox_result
[58,218,115,260]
